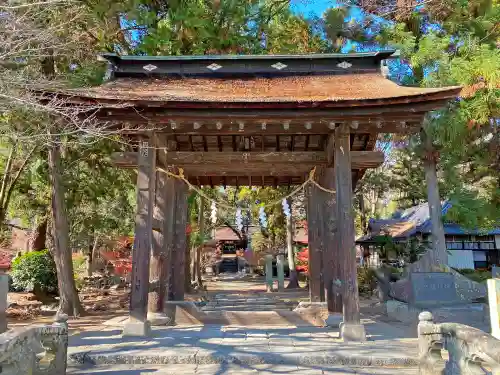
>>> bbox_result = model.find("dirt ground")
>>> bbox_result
[7,275,313,333]
[7,287,205,333]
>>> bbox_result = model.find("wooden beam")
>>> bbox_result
[127,135,155,334]
[104,117,426,135]
[170,151,325,164]
[111,151,385,169]
[334,123,365,340]
[180,165,313,177]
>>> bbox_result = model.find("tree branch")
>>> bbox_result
[3,145,38,215]
[223,220,243,240]
[0,141,17,210]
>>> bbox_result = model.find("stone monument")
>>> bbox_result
[385,251,487,328]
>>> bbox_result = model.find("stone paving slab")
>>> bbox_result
[68,324,418,368]
[67,364,418,374]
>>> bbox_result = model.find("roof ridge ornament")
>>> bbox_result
[143,64,158,72]
[337,61,352,69]
[271,62,287,70]
[207,63,222,71]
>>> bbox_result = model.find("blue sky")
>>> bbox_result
[290,0,334,17]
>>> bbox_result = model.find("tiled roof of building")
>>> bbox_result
[357,201,500,242]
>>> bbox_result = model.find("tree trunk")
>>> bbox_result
[48,140,83,317]
[30,217,47,251]
[286,197,299,289]
[359,194,368,235]
[422,129,448,268]
[86,236,99,277]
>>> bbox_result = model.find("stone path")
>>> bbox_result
[68,274,419,374]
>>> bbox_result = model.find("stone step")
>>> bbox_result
[69,347,419,368]
[212,298,276,303]
[205,301,292,307]
[202,305,293,312]
[68,364,418,375]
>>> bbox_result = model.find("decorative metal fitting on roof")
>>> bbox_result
[337,61,352,69]
[207,63,222,71]
[271,62,287,70]
[143,64,158,72]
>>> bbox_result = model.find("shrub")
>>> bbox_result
[357,267,377,295]
[10,250,58,294]
[72,254,87,290]
[454,268,491,283]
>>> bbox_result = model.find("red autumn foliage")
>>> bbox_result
[295,247,309,274]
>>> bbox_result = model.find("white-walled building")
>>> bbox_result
[356,202,500,270]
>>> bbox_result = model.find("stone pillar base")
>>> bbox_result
[122,319,151,337]
[325,313,343,328]
[164,305,177,326]
[340,322,366,342]
[147,312,171,326]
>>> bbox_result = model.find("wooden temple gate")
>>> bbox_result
[52,51,460,341]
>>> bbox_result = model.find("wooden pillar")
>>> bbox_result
[163,173,177,323]
[123,137,155,337]
[286,198,300,289]
[171,179,189,301]
[307,184,324,302]
[320,166,342,314]
[334,124,365,341]
[147,170,170,325]
[422,129,448,268]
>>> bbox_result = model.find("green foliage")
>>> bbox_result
[10,250,58,293]
[357,267,377,295]
[353,0,499,229]
[454,268,491,283]
[72,254,87,290]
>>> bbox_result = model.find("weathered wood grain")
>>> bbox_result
[334,124,360,324]
[130,136,156,323]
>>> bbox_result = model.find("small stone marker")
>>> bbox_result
[276,254,285,292]
[409,272,458,307]
[487,278,500,339]
[265,255,273,292]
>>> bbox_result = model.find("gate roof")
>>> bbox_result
[43,51,460,187]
